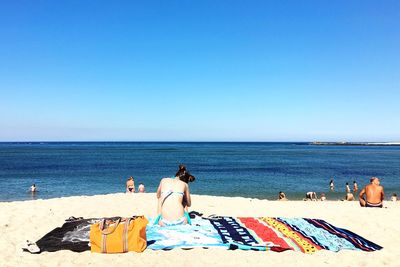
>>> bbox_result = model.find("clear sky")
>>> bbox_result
[1,0,399,141]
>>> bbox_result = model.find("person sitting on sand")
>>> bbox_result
[359,177,384,208]
[278,191,288,201]
[391,193,397,202]
[345,192,355,201]
[138,183,145,193]
[304,192,317,201]
[30,184,36,193]
[156,169,192,226]
[126,177,135,193]
[320,193,326,201]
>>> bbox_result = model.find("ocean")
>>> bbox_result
[0,142,399,202]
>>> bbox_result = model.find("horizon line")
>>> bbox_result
[0,140,399,143]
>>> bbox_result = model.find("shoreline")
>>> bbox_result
[0,191,379,203]
[1,193,399,266]
[0,191,391,203]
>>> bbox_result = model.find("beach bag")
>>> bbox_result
[90,216,148,253]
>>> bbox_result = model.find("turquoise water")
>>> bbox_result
[0,142,399,201]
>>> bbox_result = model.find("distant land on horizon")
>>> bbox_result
[311,141,400,146]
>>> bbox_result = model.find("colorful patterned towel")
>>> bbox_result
[146,216,225,250]
[208,216,382,253]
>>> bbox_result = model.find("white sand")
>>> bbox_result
[1,193,399,267]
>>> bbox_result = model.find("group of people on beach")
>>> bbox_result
[154,172,388,226]
[279,177,396,208]
[30,169,396,226]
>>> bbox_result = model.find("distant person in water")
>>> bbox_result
[320,193,326,201]
[346,182,351,194]
[353,181,358,193]
[329,179,334,191]
[359,177,384,208]
[156,167,193,226]
[138,183,145,193]
[305,192,317,201]
[391,193,397,202]
[126,177,135,193]
[30,184,37,193]
[278,191,288,201]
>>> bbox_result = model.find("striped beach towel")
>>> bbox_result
[208,216,382,253]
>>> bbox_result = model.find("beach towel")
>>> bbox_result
[146,216,225,250]
[208,216,383,253]
[35,217,97,252]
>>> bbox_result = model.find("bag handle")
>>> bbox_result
[122,217,134,252]
[100,217,122,235]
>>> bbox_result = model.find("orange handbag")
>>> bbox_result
[90,216,148,253]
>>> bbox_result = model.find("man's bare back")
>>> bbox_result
[359,177,384,208]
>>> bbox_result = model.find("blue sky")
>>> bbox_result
[0,0,399,141]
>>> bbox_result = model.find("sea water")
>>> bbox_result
[0,142,399,201]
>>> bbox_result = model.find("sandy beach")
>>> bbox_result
[1,193,399,267]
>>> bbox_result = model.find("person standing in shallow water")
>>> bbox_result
[30,184,37,192]
[126,177,135,193]
[346,182,351,194]
[138,183,145,193]
[329,179,334,191]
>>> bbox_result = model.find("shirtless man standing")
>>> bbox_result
[359,177,384,208]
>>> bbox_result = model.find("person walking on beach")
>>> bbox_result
[329,179,334,191]
[359,177,385,208]
[126,177,135,193]
[353,181,358,193]
[346,182,351,194]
